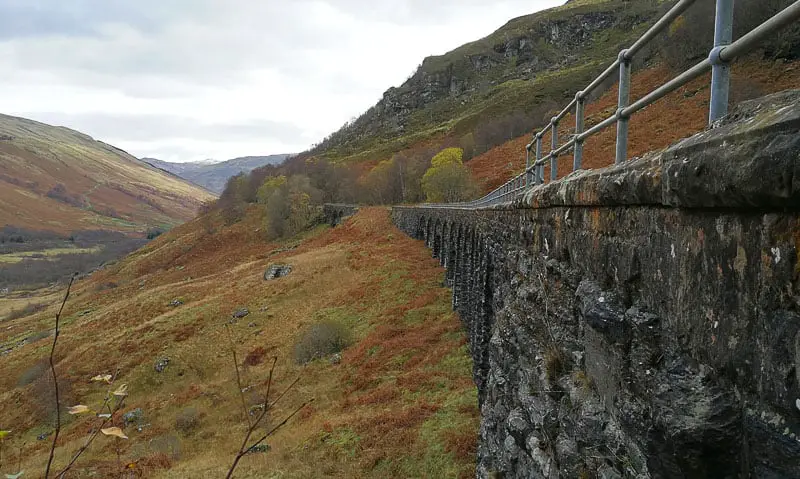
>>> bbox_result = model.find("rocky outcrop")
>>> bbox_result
[391,91,800,478]
[312,0,663,153]
[264,264,293,281]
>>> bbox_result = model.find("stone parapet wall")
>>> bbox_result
[392,91,800,478]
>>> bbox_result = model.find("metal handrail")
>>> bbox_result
[443,0,800,209]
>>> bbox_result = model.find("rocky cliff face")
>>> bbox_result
[315,0,663,155]
[391,91,800,478]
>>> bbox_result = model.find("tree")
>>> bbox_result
[259,175,323,239]
[218,174,248,225]
[361,158,403,205]
[421,148,479,203]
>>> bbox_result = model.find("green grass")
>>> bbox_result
[0,246,102,263]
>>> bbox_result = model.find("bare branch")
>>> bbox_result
[56,397,126,479]
[268,377,300,411]
[44,274,76,479]
[247,399,314,452]
[225,325,251,428]
[225,351,309,479]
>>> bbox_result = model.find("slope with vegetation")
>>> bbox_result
[0,114,216,290]
[144,155,290,194]
[220,0,798,212]
[309,0,668,165]
[0,114,215,234]
[0,207,478,478]
[2,0,798,477]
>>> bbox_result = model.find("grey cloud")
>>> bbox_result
[0,0,561,161]
[25,112,307,144]
[0,0,190,39]
[0,1,346,88]
[0,0,553,90]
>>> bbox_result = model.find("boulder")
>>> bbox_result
[264,264,292,281]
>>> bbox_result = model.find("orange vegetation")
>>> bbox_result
[467,58,800,192]
[0,116,213,233]
[0,207,477,478]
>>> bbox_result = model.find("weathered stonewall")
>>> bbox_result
[392,90,800,478]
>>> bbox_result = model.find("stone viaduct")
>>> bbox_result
[391,91,800,478]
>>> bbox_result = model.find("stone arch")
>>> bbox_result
[416,215,427,240]
[432,218,443,259]
[425,216,434,248]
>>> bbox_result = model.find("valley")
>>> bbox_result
[0,207,478,478]
[0,0,799,477]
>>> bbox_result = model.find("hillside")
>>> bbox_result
[0,114,215,234]
[144,155,291,194]
[307,0,667,164]
[0,207,478,478]
[466,58,800,192]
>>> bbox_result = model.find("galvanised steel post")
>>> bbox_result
[550,119,559,181]
[709,0,734,123]
[615,50,632,164]
[525,145,531,187]
[535,134,544,184]
[573,91,585,170]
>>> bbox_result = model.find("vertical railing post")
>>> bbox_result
[573,91,585,171]
[550,119,559,181]
[615,50,632,164]
[535,133,544,184]
[525,144,532,187]
[709,0,734,124]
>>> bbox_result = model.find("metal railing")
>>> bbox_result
[443,0,800,209]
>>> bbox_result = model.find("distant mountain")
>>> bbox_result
[144,155,290,194]
[0,113,215,234]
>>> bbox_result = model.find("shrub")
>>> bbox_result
[46,183,85,207]
[4,302,47,321]
[17,360,49,387]
[421,148,479,203]
[30,366,75,421]
[146,227,165,240]
[148,433,182,461]
[244,346,268,367]
[175,407,201,435]
[95,282,119,292]
[293,321,351,365]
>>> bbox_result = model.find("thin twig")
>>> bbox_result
[56,397,126,479]
[246,399,314,452]
[262,357,278,414]
[225,325,251,427]
[225,363,275,479]
[225,352,308,479]
[268,377,300,410]
[44,274,76,479]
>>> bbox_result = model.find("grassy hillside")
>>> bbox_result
[307,0,667,165]
[466,58,800,192]
[0,207,478,478]
[0,114,215,234]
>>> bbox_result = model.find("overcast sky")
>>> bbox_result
[0,0,564,163]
